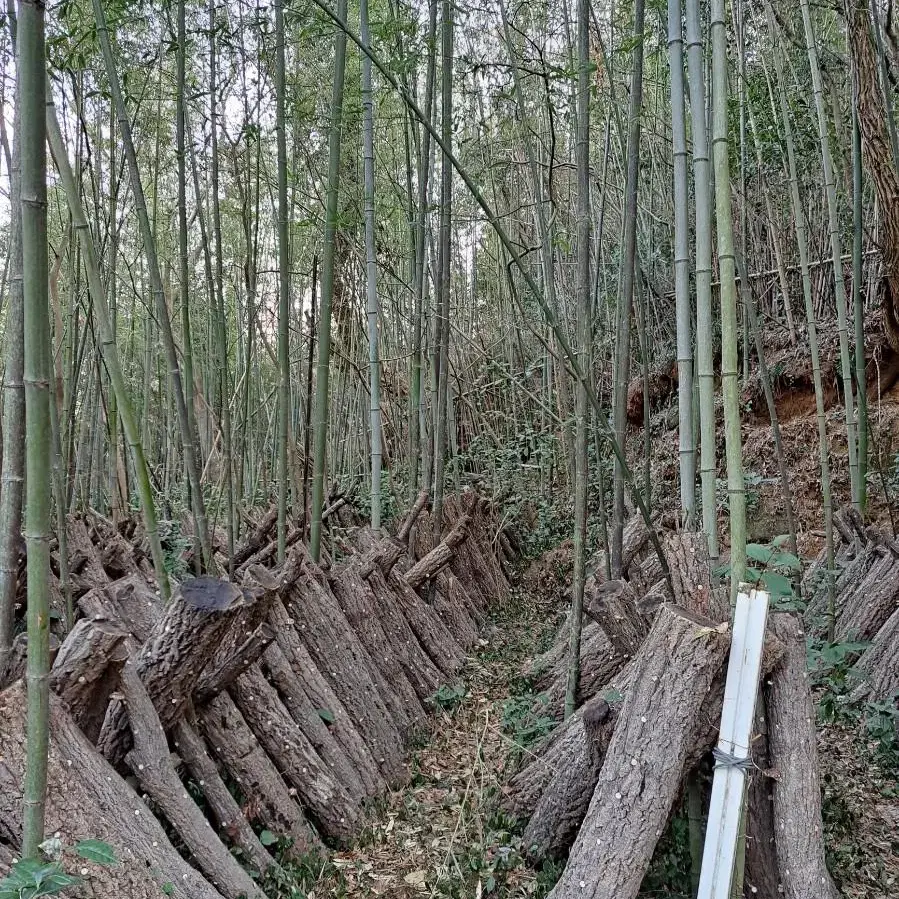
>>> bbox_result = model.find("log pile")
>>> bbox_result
[803,508,899,706]
[0,490,510,898]
[504,527,839,899]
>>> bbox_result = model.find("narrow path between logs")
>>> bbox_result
[315,588,560,899]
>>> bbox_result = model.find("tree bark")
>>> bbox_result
[172,717,276,878]
[0,682,224,898]
[49,617,129,741]
[547,604,729,899]
[98,577,256,765]
[766,614,840,899]
[229,664,360,842]
[199,691,320,854]
[120,665,265,899]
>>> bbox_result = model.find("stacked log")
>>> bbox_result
[504,527,836,899]
[803,508,899,705]
[0,490,509,897]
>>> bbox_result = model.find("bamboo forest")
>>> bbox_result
[1,0,899,895]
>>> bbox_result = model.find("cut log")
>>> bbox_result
[384,565,466,679]
[231,504,278,568]
[541,625,624,719]
[328,563,426,733]
[766,614,840,899]
[282,554,405,781]
[547,604,730,899]
[432,570,480,647]
[261,643,366,802]
[0,632,61,690]
[172,717,276,878]
[507,632,786,864]
[403,515,469,589]
[0,681,224,898]
[119,664,266,899]
[743,702,781,899]
[837,543,899,642]
[583,579,648,657]
[78,573,161,642]
[194,620,274,703]
[522,693,619,859]
[230,664,361,841]
[856,605,899,701]
[98,576,257,765]
[266,596,384,798]
[199,691,320,853]
[50,617,130,741]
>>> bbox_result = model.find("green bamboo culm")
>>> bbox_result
[565,0,591,721]
[90,0,216,573]
[19,0,52,857]
[0,59,24,681]
[46,94,171,601]
[275,0,291,561]
[710,0,746,593]
[684,0,718,559]
[309,0,349,562]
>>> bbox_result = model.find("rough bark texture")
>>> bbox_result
[541,625,624,718]
[583,579,649,657]
[120,664,265,899]
[847,0,899,350]
[172,717,276,878]
[522,694,618,859]
[199,691,320,854]
[856,604,899,701]
[231,504,278,568]
[403,514,469,588]
[50,617,130,741]
[432,570,480,647]
[766,614,840,899]
[98,576,255,765]
[836,543,899,642]
[547,604,730,899]
[743,701,781,899]
[385,566,466,677]
[78,573,161,642]
[328,563,425,734]
[261,642,366,802]
[285,552,406,780]
[0,681,224,898]
[230,664,360,841]
[266,596,384,797]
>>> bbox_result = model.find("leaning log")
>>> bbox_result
[172,717,276,878]
[50,617,130,741]
[328,563,426,734]
[199,691,320,854]
[230,664,361,842]
[583,579,648,658]
[265,596,384,798]
[522,692,621,859]
[403,515,469,589]
[855,605,899,701]
[260,643,366,802]
[0,681,224,898]
[766,614,840,899]
[119,664,265,899]
[283,556,406,781]
[98,576,257,766]
[547,604,730,899]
